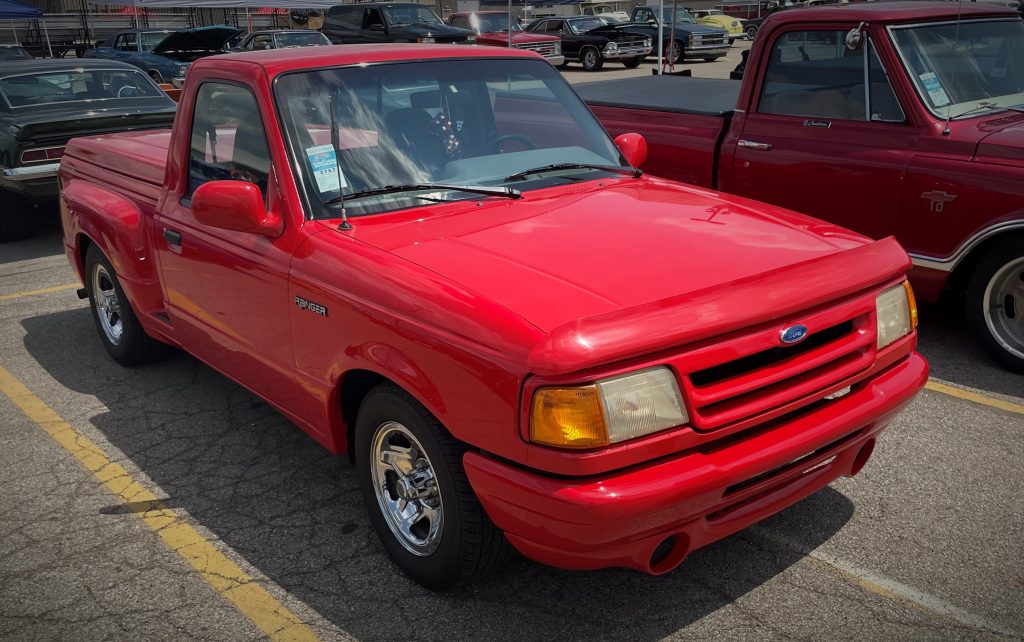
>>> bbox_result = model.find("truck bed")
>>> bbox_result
[63,129,172,189]
[575,76,740,117]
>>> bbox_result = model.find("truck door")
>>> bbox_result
[730,28,916,240]
[153,80,303,412]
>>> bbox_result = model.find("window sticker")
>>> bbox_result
[305,144,347,194]
[919,72,950,108]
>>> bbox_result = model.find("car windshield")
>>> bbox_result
[660,8,696,24]
[472,13,523,32]
[891,19,1024,119]
[274,31,330,47]
[140,31,170,51]
[383,5,444,26]
[275,59,625,219]
[567,17,607,33]
[0,69,166,108]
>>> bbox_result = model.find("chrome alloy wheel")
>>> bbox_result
[91,263,123,346]
[984,256,1024,360]
[370,421,444,556]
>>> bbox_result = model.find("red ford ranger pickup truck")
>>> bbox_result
[59,44,927,589]
[579,2,1024,374]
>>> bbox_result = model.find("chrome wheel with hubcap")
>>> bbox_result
[982,256,1024,362]
[91,262,123,346]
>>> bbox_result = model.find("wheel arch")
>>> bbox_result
[945,225,1024,302]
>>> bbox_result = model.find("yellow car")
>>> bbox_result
[688,9,745,42]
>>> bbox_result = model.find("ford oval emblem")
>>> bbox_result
[780,324,808,345]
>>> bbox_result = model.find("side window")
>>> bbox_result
[635,8,652,22]
[450,15,467,29]
[188,83,272,200]
[250,34,273,50]
[364,8,386,28]
[759,30,904,122]
[328,6,361,29]
[546,20,563,34]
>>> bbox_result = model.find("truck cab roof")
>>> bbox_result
[768,0,1020,24]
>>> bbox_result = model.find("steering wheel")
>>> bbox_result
[485,133,537,154]
[117,86,137,98]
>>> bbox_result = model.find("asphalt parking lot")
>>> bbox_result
[2,47,1023,639]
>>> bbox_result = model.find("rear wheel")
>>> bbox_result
[664,40,682,64]
[966,237,1024,373]
[0,192,33,242]
[745,24,758,39]
[581,46,604,71]
[623,55,644,69]
[355,384,513,590]
[147,69,163,83]
[85,245,168,366]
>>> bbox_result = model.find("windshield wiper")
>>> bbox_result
[324,183,521,206]
[504,163,641,182]
[951,101,1024,120]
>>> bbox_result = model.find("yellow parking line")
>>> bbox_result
[926,380,1024,416]
[0,283,80,302]
[0,364,320,642]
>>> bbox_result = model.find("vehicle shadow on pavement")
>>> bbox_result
[0,213,63,265]
[22,308,856,642]
[916,303,1024,399]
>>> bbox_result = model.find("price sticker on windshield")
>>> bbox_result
[919,72,950,108]
[305,144,347,194]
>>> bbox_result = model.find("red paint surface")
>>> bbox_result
[590,2,1024,304]
[59,44,926,573]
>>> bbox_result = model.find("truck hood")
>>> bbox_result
[354,179,871,333]
[152,26,241,54]
[974,117,1024,166]
[478,31,557,45]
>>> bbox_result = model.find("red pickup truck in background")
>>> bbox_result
[59,44,926,589]
[581,2,1024,373]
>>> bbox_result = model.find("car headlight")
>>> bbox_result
[604,41,618,52]
[876,281,918,349]
[644,36,652,47]
[732,21,740,27]
[466,35,476,43]
[530,366,688,449]
[177,64,189,77]
[554,41,561,54]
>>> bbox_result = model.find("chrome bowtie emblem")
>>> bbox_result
[921,190,957,213]
[780,324,808,345]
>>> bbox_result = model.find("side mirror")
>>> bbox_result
[191,181,282,238]
[845,22,866,50]
[614,132,648,168]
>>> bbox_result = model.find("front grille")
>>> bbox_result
[616,37,648,49]
[515,41,558,56]
[692,34,726,46]
[678,297,877,432]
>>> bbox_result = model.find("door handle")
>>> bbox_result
[163,228,182,247]
[738,139,773,151]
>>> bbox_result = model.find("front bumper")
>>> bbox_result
[683,43,731,57]
[171,76,187,89]
[2,163,60,182]
[465,351,927,574]
[545,54,565,66]
[603,46,653,60]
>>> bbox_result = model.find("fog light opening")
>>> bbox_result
[851,439,876,476]
[648,533,690,574]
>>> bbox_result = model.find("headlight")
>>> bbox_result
[530,366,688,449]
[604,41,618,52]
[466,36,476,43]
[876,281,917,349]
[177,64,189,77]
[554,41,561,54]
[732,21,739,27]
[644,37,652,47]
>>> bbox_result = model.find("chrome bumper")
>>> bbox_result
[604,46,653,59]
[1,163,60,181]
[685,43,731,56]
[546,54,565,66]
[171,77,187,89]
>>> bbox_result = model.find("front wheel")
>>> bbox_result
[966,238,1024,373]
[85,245,167,366]
[581,46,604,71]
[664,40,682,64]
[355,384,513,590]
[745,25,758,39]
[623,56,643,69]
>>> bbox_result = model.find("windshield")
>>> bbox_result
[891,19,1024,119]
[473,13,523,32]
[274,31,330,47]
[383,5,444,26]
[0,69,166,108]
[140,31,170,52]
[660,8,696,24]
[275,59,625,219]
[567,17,608,33]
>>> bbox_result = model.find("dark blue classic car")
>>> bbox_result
[0,59,177,241]
[84,26,240,86]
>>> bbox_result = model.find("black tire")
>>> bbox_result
[0,192,33,242]
[965,237,1024,373]
[623,55,643,69]
[355,384,513,590]
[85,244,168,367]
[745,25,758,39]
[581,46,604,71]
[148,70,163,83]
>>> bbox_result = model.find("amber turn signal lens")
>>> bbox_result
[530,385,609,449]
[903,280,918,329]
